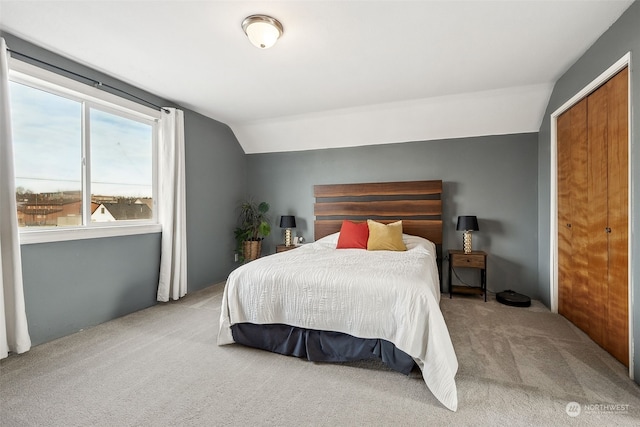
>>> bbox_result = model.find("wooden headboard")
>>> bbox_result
[313,180,443,244]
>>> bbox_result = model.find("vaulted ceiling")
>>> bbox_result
[0,1,633,153]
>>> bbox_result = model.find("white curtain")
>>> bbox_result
[0,37,31,358]
[157,107,187,302]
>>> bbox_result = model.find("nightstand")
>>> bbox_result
[276,244,298,253]
[448,250,487,301]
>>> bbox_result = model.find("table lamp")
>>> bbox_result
[456,215,479,254]
[279,215,296,247]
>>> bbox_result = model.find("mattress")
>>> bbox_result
[218,233,458,411]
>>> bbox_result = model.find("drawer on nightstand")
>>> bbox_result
[276,245,298,253]
[451,254,485,268]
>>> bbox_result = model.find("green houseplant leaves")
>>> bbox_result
[235,200,271,262]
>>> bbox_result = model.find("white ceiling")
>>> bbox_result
[0,0,634,153]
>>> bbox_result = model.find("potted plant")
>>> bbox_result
[234,200,271,261]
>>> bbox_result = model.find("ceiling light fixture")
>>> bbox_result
[242,14,283,49]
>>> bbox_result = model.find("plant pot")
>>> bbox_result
[243,240,262,261]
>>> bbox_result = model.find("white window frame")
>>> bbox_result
[9,58,162,244]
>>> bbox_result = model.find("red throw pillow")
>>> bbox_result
[336,220,369,249]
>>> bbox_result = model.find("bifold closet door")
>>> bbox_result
[587,81,609,347]
[604,68,629,366]
[557,99,589,333]
[557,67,628,367]
[587,68,628,366]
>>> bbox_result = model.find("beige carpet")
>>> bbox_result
[1,282,639,426]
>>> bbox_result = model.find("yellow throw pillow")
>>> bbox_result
[366,220,407,251]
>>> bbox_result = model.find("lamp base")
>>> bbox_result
[463,231,472,254]
[284,229,292,247]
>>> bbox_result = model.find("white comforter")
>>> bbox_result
[218,233,458,411]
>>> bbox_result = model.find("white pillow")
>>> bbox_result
[403,233,436,253]
[314,232,340,246]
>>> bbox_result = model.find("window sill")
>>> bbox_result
[19,224,162,245]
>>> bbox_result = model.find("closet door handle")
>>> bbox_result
[605,227,612,233]
[566,223,572,229]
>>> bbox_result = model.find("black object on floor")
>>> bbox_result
[496,290,531,307]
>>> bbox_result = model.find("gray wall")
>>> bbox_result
[247,133,539,298]
[184,109,247,290]
[21,234,161,345]
[2,32,246,345]
[536,1,640,380]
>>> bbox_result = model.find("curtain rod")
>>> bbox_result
[7,48,170,114]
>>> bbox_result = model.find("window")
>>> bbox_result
[8,59,161,243]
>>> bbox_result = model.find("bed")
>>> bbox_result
[218,180,458,411]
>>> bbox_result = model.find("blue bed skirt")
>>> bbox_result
[231,323,417,375]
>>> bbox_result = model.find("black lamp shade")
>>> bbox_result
[279,215,296,228]
[456,216,479,231]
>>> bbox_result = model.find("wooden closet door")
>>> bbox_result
[568,100,589,333]
[604,68,629,366]
[587,84,609,347]
[557,100,588,332]
[557,109,573,320]
[557,67,628,368]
